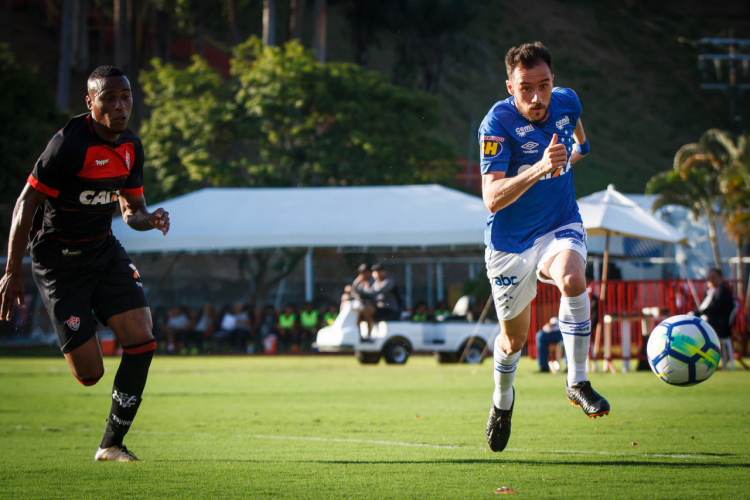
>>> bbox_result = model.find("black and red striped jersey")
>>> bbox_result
[28,113,144,254]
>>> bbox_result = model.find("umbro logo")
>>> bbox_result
[515,124,534,137]
[521,141,539,154]
[95,159,109,166]
[556,116,571,130]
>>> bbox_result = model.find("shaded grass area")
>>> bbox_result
[1,356,749,499]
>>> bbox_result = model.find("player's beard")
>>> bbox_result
[519,104,549,123]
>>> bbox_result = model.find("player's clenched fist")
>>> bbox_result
[149,208,170,235]
[538,133,567,175]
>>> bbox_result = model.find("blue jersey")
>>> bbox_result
[479,87,583,253]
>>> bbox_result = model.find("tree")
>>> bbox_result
[312,0,326,62]
[139,38,457,305]
[262,0,277,46]
[646,129,730,273]
[0,46,66,242]
[139,37,457,200]
[56,0,74,110]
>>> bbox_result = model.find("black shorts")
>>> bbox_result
[31,236,149,354]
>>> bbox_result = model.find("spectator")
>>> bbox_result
[192,303,216,354]
[324,304,339,326]
[351,263,376,337]
[535,317,564,373]
[257,305,278,354]
[698,268,735,371]
[232,302,252,353]
[181,308,201,355]
[165,305,189,354]
[341,285,353,309]
[215,305,237,352]
[278,304,298,351]
[366,263,401,321]
[412,301,430,322]
[300,302,319,343]
[434,301,451,321]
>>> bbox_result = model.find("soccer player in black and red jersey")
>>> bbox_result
[0,66,169,462]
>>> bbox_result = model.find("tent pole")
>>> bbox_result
[304,247,313,303]
[405,262,413,311]
[593,232,610,373]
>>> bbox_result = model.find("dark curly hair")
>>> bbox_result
[505,42,552,79]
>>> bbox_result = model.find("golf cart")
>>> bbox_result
[315,296,499,365]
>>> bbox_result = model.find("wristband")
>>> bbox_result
[575,140,589,155]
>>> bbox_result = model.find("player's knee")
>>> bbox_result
[496,335,524,355]
[74,367,104,386]
[561,274,586,296]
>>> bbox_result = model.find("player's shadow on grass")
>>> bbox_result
[309,459,750,468]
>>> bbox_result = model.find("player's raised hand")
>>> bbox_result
[149,208,170,235]
[0,272,25,321]
[539,133,568,175]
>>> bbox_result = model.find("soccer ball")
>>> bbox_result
[646,315,721,386]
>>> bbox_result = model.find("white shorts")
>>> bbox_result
[486,222,588,321]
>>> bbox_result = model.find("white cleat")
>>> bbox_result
[94,445,143,462]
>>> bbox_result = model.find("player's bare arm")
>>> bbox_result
[0,184,48,320]
[569,118,588,165]
[482,133,568,213]
[119,193,170,235]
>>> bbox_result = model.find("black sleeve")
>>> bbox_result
[701,285,734,318]
[28,132,71,197]
[121,138,144,195]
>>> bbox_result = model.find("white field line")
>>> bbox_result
[11,425,749,462]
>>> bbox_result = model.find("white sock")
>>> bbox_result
[559,291,591,386]
[493,347,521,410]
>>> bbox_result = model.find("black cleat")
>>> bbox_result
[486,388,514,452]
[566,380,610,418]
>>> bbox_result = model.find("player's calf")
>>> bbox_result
[100,338,156,450]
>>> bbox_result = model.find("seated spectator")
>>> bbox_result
[300,302,319,350]
[341,286,353,309]
[192,303,216,354]
[165,305,189,354]
[214,305,237,352]
[232,302,253,353]
[181,308,201,355]
[367,263,400,321]
[257,305,278,354]
[535,317,564,373]
[434,301,451,321]
[412,301,430,322]
[324,304,339,326]
[278,304,299,352]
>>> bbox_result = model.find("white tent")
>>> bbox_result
[112,185,488,253]
[578,185,687,245]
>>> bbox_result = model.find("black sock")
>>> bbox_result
[100,339,156,448]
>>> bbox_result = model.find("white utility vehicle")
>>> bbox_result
[315,296,499,365]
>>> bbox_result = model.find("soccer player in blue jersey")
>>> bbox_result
[480,42,610,452]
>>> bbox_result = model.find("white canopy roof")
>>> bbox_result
[112,185,489,253]
[578,184,687,245]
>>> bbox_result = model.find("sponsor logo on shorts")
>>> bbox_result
[555,229,586,247]
[112,390,138,408]
[480,135,504,159]
[493,275,518,287]
[61,249,81,256]
[556,115,571,130]
[66,316,80,331]
[95,159,109,166]
[521,141,539,154]
[79,190,119,205]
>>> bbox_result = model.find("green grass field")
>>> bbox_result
[1,355,749,499]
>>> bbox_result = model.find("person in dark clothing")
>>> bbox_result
[535,317,564,373]
[698,268,735,370]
